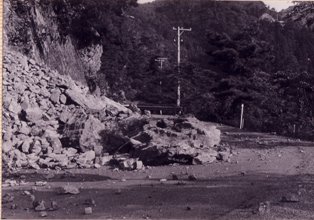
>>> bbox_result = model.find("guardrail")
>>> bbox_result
[124,104,182,115]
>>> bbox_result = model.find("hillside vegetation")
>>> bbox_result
[4,0,314,139]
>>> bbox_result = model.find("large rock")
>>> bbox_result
[23,107,43,122]
[50,89,61,104]
[31,140,42,155]
[76,150,95,167]
[18,122,30,135]
[47,153,69,167]
[21,138,33,153]
[46,137,62,154]
[65,84,131,113]
[193,149,218,164]
[79,115,104,153]
[2,141,13,153]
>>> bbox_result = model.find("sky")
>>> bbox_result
[137,0,296,11]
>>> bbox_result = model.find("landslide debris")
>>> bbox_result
[3,50,131,170]
[3,50,226,172]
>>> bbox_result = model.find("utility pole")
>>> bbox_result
[154,57,167,97]
[155,57,167,70]
[173,26,192,107]
[155,57,167,115]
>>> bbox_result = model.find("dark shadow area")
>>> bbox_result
[2,172,114,183]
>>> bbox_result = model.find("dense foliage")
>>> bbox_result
[106,0,313,140]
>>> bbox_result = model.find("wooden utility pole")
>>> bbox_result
[155,57,167,115]
[173,26,192,107]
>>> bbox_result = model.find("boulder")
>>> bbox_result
[20,99,29,110]
[48,137,62,154]
[59,110,72,123]
[30,126,44,136]
[50,89,61,104]
[24,107,43,122]
[135,160,144,170]
[193,150,218,164]
[79,116,104,152]
[119,158,137,170]
[18,122,30,135]
[8,100,21,114]
[217,151,231,162]
[63,148,78,157]
[59,94,67,104]
[15,83,26,94]
[58,185,80,195]
[65,87,87,107]
[47,153,69,167]
[76,150,95,167]
[30,140,42,155]
[21,138,33,153]
[3,141,13,153]
[100,155,113,165]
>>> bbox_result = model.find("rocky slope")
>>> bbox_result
[2,49,131,170]
[2,49,225,171]
[282,2,314,30]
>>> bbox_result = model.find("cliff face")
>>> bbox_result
[4,0,103,84]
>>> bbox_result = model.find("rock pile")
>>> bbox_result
[3,49,226,171]
[2,50,132,170]
[102,117,224,166]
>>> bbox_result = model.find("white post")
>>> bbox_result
[240,104,244,129]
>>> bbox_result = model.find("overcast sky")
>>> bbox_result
[137,0,295,11]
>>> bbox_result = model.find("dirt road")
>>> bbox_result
[2,125,314,219]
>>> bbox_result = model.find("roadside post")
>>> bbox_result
[240,104,244,129]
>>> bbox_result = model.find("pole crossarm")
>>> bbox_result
[155,57,168,69]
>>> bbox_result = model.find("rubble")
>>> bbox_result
[3,49,225,172]
[2,50,131,170]
[34,200,46,211]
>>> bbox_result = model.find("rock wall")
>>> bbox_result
[4,0,103,84]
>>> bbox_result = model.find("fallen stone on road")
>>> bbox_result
[58,185,80,195]
[84,207,93,215]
